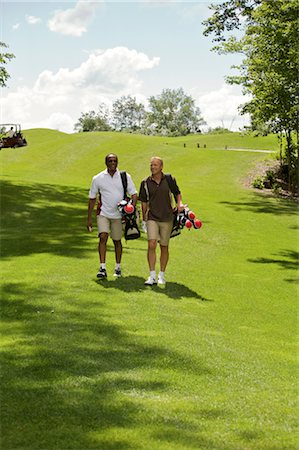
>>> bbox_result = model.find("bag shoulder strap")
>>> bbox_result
[120,170,128,199]
[165,173,178,202]
[143,178,150,202]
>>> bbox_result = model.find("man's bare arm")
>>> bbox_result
[87,198,96,231]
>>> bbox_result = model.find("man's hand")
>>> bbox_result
[87,221,93,232]
[177,203,186,213]
[141,221,147,233]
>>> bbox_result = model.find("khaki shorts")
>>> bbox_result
[147,220,172,246]
[97,215,123,241]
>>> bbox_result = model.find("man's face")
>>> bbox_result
[150,158,163,176]
[106,154,118,171]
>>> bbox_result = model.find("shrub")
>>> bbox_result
[265,169,275,185]
[252,176,264,189]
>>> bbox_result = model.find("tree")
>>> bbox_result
[111,96,146,132]
[203,0,262,43]
[74,103,111,132]
[0,42,15,87]
[203,0,298,192]
[146,88,205,136]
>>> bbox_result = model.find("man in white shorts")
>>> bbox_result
[139,156,184,286]
[87,153,137,278]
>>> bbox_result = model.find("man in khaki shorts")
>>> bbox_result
[139,157,184,285]
[87,153,137,278]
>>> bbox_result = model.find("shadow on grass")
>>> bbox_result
[248,249,299,283]
[151,408,237,449]
[220,191,298,216]
[0,179,93,259]
[96,276,212,301]
[153,427,222,450]
[1,281,214,449]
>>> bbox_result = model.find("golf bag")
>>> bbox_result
[171,207,202,237]
[118,172,140,241]
[170,211,182,238]
[124,211,141,241]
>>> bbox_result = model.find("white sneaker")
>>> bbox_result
[113,268,122,277]
[158,274,166,285]
[144,276,157,286]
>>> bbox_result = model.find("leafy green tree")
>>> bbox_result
[203,0,298,192]
[111,96,146,131]
[74,103,111,132]
[203,0,261,43]
[146,88,205,136]
[0,42,15,87]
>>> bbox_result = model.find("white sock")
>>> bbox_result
[100,263,106,269]
[159,271,165,278]
[150,271,156,279]
[115,263,121,270]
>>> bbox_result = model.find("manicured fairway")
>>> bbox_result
[1,131,298,449]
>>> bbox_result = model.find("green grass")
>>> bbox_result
[1,130,298,449]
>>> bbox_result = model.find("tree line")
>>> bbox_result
[74,88,206,137]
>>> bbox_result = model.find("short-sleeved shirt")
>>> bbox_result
[89,169,137,219]
[139,174,180,222]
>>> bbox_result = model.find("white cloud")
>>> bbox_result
[37,113,75,133]
[48,1,101,37]
[1,47,160,134]
[26,15,42,25]
[2,44,249,134]
[34,47,159,94]
[12,23,20,30]
[195,84,251,131]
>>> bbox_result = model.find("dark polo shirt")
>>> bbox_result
[139,174,180,222]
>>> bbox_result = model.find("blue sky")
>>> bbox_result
[1,0,250,133]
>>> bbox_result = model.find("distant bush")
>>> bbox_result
[252,159,298,197]
[264,169,275,187]
[252,176,264,189]
[206,127,232,134]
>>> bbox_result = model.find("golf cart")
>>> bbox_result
[0,124,28,149]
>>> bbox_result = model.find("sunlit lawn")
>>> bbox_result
[1,131,298,449]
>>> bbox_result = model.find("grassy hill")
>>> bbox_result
[1,130,298,450]
[1,128,278,187]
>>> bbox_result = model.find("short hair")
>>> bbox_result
[150,156,163,167]
[105,153,118,165]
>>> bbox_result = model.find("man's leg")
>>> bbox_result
[113,240,122,264]
[144,221,159,285]
[144,239,157,285]
[111,219,123,276]
[97,232,109,278]
[99,232,109,263]
[160,244,169,272]
[148,239,157,271]
[97,215,110,265]
[157,221,172,285]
